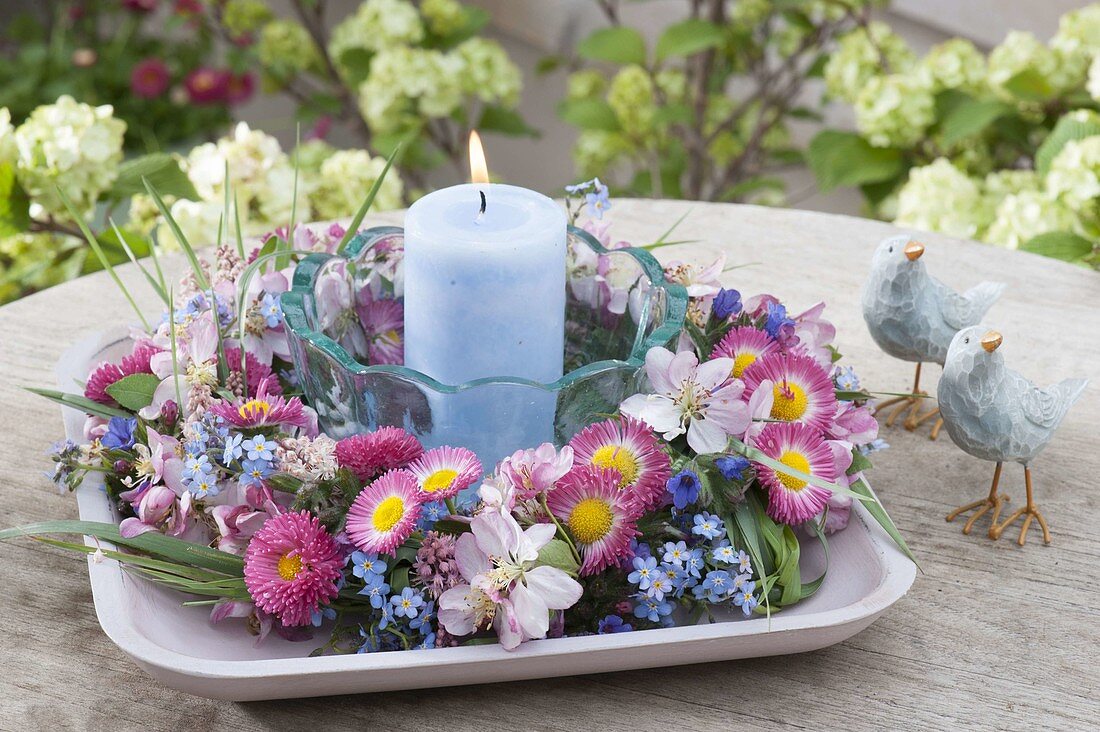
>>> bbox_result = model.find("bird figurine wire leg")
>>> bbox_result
[989,465,1052,546]
[946,461,1009,535]
[906,407,944,440]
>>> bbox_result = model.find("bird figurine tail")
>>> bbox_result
[964,281,1007,321]
[1052,378,1089,411]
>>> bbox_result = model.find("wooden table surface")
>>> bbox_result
[1,200,1098,731]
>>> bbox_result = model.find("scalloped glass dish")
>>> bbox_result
[282,226,688,464]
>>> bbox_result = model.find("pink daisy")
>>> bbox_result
[753,422,837,525]
[208,376,306,429]
[335,427,424,483]
[243,510,343,627]
[356,295,404,366]
[710,326,780,379]
[547,465,640,576]
[742,352,837,430]
[407,446,482,500]
[568,416,671,512]
[85,342,160,405]
[346,469,424,555]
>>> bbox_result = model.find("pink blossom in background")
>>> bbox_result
[130,58,170,98]
[184,67,229,105]
[225,72,255,105]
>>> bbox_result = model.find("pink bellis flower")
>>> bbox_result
[438,511,583,650]
[208,376,308,429]
[620,347,750,455]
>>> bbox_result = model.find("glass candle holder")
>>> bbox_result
[282,226,687,467]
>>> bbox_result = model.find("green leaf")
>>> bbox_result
[0,520,244,575]
[556,98,621,131]
[1002,68,1054,102]
[939,98,1012,146]
[847,449,874,476]
[1036,114,1100,174]
[336,143,401,254]
[536,538,580,575]
[655,19,724,61]
[477,105,540,137]
[807,131,906,192]
[577,27,646,65]
[535,55,563,75]
[110,153,198,200]
[25,387,132,419]
[0,161,31,237]
[849,478,916,564]
[104,373,161,411]
[1020,231,1094,262]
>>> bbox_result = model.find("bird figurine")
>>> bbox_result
[939,327,1087,545]
[862,234,1006,439]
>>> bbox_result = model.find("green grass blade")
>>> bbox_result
[850,477,917,564]
[109,217,167,304]
[336,144,402,254]
[143,177,209,291]
[57,188,151,330]
[25,387,132,419]
[167,289,184,410]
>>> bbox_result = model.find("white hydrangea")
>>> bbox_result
[987,31,1073,96]
[1088,55,1100,102]
[985,190,1083,249]
[358,47,462,133]
[0,108,14,163]
[1046,135,1100,209]
[894,158,989,239]
[920,38,986,93]
[420,0,466,36]
[453,38,522,107]
[983,169,1040,199]
[310,150,404,220]
[854,73,935,148]
[329,0,424,59]
[10,95,126,216]
[1051,4,1100,84]
[155,199,224,252]
[824,22,915,104]
[127,193,163,236]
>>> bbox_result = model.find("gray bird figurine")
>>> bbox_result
[862,234,1006,439]
[940,326,1087,545]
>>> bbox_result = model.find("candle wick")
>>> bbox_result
[476,189,487,224]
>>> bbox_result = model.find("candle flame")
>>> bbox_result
[469,130,489,184]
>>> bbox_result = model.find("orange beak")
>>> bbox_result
[904,241,925,261]
[981,331,1003,352]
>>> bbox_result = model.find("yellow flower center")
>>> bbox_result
[277,553,303,581]
[422,468,458,493]
[591,445,639,487]
[776,450,811,492]
[771,382,808,421]
[732,353,757,379]
[568,498,614,544]
[239,398,271,421]
[372,495,405,532]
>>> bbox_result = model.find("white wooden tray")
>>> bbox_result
[58,330,915,701]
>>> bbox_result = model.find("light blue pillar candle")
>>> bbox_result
[403,183,567,462]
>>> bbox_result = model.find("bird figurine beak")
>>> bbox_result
[981,331,1003,352]
[904,241,925,261]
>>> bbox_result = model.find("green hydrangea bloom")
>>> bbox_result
[607,65,656,137]
[573,130,631,178]
[12,95,126,216]
[920,38,987,93]
[453,38,522,106]
[894,158,990,239]
[566,70,607,101]
[222,0,274,38]
[258,20,319,74]
[985,189,1084,249]
[1046,135,1100,210]
[421,0,467,37]
[824,22,914,104]
[1051,4,1100,86]
[988,31,1075,96]
[854,73,934,149]
[358,47,463,133]
[330,0,424,60]
[311,150,404,219]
